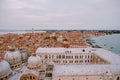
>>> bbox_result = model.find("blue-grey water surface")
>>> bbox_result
[92,34,120,54]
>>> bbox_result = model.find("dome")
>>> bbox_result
[4,50,22,69]
[19,48,29,63]
[0,60,12,79]
[28,54,41,69]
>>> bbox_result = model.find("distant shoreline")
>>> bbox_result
[0,29,120,35]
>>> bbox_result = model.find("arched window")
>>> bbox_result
[33,76,35,79]
[117,77,119,80]
[20,73,39,80]
[30,76,32,79]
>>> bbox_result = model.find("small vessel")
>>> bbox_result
[104,44,106,46]
[110,47,114,49]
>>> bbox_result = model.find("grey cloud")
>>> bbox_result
[0,0,120,30]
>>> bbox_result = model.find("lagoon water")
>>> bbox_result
[92,34,120,54]
[0,30,27,34]
[0,30,45,35]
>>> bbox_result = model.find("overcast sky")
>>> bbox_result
[0,0,120,30]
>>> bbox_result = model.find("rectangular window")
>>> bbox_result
[56,55,59,59]
[45,55,48,59]
[79,60,81,63]
[69,60,73,63]
[59,55,61,59]
[91,60,92,62]
[68,56,71,59]
[62,55,65,59]
[75,60,78,63]
[65,61,67,63]
[63,60,66,63]
[66,56,68,59]
[80,55,81,58]
[91,55,92,58]
[71,56,73,59]
[75,56,78,59]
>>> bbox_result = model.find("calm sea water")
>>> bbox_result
[0,30,45,35]
[92,34,120,54]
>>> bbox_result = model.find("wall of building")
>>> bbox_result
[52,75,104,80]
[38,52,108,65]
[92,53,109,64]
[39,52,93,65]
[53,74,120,80]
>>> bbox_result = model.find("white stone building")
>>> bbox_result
[0,47,120,80]
[36,47,120,80]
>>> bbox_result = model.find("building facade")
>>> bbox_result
[36,47,120,80]
[0,47,120,80]
[36,47,108,65]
